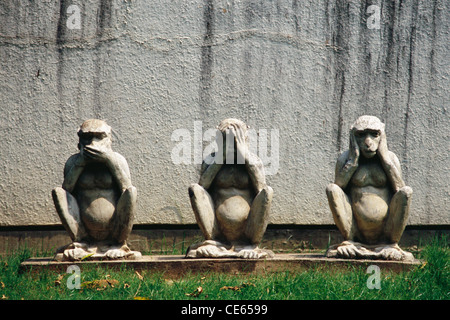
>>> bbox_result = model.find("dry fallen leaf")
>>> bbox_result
[186,286,203,297]
[54,274,65,286]
[106,278,119,288]
[220,282,256,291]
[81,252,95,260]
[81,280,107,290]
[1,294,8,300]
[135,271,144,281]
[220,285,241,291]
[164,279,174,286]
[81,277,119,290]
[133,296,150,300]
[344,283,356,292]
[1,281,5,289]
[242,282,256,288]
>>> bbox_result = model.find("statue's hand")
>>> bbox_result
[233,125,248,162]
[223,127,235,161]
[83,145,113,163]
[346,129,360,168]
[377,130,389,160]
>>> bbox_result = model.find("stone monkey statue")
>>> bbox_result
[326,116,414,261]
[53,119,140,260]
[186,118,273,259]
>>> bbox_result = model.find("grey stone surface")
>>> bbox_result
[0,1,448,227]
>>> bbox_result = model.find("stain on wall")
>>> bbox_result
[0,0,448,227]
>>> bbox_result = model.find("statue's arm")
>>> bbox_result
[198,154,222,190]
[334,150,357,189]
[62,154,85,193]
[106,153,133,192]
[377,131,405,192]
[231,125,266,193]
[335,128,361,189]
[380,151,405,192]
[246,153,266,193]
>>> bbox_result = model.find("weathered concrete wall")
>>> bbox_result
[0,0,448,227]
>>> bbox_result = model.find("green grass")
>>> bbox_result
[0,235,448,300]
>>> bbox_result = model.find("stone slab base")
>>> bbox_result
[20,253,422,278]
[2,225,448,255]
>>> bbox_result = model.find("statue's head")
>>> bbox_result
[217,118,249,152]
[77,119,112,151]
[351,116,384,159]
[217,118,249,134]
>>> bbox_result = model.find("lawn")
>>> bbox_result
[0,235,447,301]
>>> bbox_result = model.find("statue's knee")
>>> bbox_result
[262,185,273,199]
[188,183,204,199]
[52,187,77,208]
[52,186,65,201]
[188,185,195,198]
[119,186,137,206]
[125,186,137,198]
[326,183,341,196]
[52,186,64,193]
[398,186,413,198]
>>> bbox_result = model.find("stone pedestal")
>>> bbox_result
[21,253,422,277]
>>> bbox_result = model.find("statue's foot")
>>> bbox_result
[197,244,231,258]
[335,241,360,259]
[104,244,142,260]
[55,242,141,261]
[236,249,261,259]
[105,248,128,259]
[327,241,414,261]
[185,241,273,259]
[65,248,90,260]
[54,242,94,261]
[234,245,274,259]
[186,240,234,258]
[375,244,415,262]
